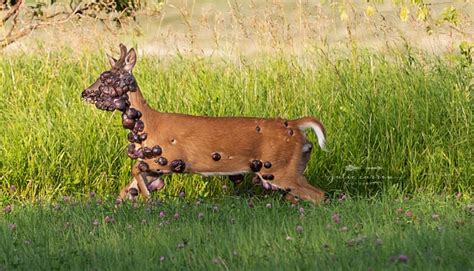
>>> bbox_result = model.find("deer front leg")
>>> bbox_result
[118,178,139,201]
[129,162,150,199]
[118,163,167,201]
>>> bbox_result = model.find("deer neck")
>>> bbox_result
[128,88,153,115]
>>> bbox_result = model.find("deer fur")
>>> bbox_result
[82,44,327,204]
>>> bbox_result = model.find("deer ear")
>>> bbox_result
[119,43,128,63]
[107,54,118,68]
[124,48,137,72]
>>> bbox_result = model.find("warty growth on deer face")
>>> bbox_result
[82,44,327,204]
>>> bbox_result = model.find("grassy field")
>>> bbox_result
[1,196,473,270]
[0,48,472,201]
[0,45,472,269]
[1,0,473,269]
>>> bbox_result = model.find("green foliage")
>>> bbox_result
[0,50,471,201]
[0,196,473,269]
[439,6,459,26]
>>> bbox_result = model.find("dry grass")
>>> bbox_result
[2,0,472,57]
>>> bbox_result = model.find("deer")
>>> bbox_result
[81,44,327,204]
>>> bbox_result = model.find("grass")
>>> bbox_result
[0,48,471,201]
[0,47,472,270]
[1,195,473,270]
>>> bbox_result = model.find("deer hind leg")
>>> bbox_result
[287,141,325,203]
[283,176,325,204]
[262,172,325,204]
[262,143,325,204]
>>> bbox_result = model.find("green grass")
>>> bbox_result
[0,48,472,270]
[1,196,473,270]
[0,48,472,201]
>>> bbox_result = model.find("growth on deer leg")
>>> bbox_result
[131,163,150,199]
[118,178,139,202]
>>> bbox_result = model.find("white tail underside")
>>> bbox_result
[297,122,327,151]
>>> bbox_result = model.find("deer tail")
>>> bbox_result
[291,117,327,151]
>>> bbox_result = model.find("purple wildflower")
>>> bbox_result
[4,204,12,214]
[398,255,409,263]
[338,193,347,202]
[296,225,304,233]
[8,223,17,231]
[159,211,166,218]
[105,216,115,224]
[467,203,473,213]
[298,207,305,215]
[89,191,96,198]
[332,213,341,224]
[346,239,355,247]
[10,185,15,192]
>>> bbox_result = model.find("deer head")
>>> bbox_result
[81,44,138,112]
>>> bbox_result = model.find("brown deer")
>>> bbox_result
[81,44,327,204]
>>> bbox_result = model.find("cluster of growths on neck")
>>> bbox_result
[122,103,162,163]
